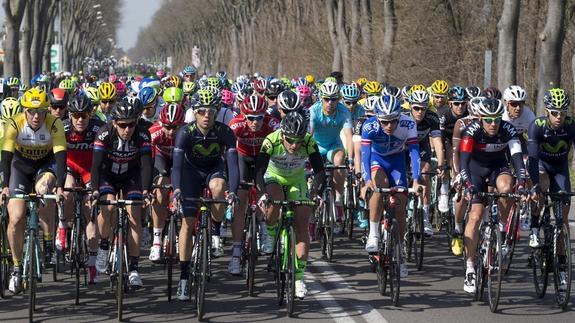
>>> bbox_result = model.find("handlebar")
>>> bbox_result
[268,200,316,207]
[182,197,229,205]
[97,199,145,206]
[63,187,92,194]
[152,184,173,190]
[12,193,61,201]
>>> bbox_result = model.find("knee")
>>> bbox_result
[209,179,226,197]
[333,151,345,165]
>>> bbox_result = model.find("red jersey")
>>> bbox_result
[149,121,176,161]
[64,118,105,184]
[229,115,279,157]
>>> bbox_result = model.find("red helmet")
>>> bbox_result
[49,88,70,106]
[253,78,268,95]
[160,103,185,125]
[240,94,267,115]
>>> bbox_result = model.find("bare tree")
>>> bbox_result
[378,0,396,80]
[2,0,28,77]
[326,0,342,72]
[20,0,33,84]
[536,0,566,113]
[496,0,520,91]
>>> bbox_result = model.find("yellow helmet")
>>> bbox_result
[431,79,449,95]
[356,77,368,86]
[363,81,382,96]
[305,74,315,85]
[98,82,117,101]
[409,84,426,94]
[84,87,101,105]
[20,88,49,109]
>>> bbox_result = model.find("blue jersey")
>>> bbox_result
[361,114,421,183]
[309,101,352,149]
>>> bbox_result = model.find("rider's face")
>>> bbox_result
[481,116,501,136]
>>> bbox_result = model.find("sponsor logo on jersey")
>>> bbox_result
[193,143,220,156]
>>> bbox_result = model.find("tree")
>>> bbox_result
[378,0,396,80]
[496,0,520,91]
[2,0,28,77]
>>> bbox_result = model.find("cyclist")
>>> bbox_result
[341,84,365,127]
[405,90,445,236]
[91,98,153,288]
[95,82,117,122]
[147,103,185,262]
[362,95,422,278]
[138,86,160,125]
[256,112,325,299]
[276,89,304,120]
[182,66,197,82]
[429,79,449,112]
[264,79,284,119]
[1,89,66,294]
[48,88,70,119]
[171,88,239,301]
[5,77,21,98]
[459,98,526,294]
[309,81,353,234]
[228,94,279,273]
[61,95,105,284]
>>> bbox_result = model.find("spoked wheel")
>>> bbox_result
[246,212,257,297]
[116,231,124,322]
[322,190,335,262]
[0,226,9,299]
[532,247,549,298]
[414,206,424,271]
[28,232,37,322]
[376,254,388,296]
[166,217,176,302]
[474,231,486,302]
[346,206,354,240]
[196,227,209,320]
[503,206,520,274]
[389,222,401,306]
[286,227,297,317]
[553,223,572,309]
[274,230,284,306]
[487,225,503,313]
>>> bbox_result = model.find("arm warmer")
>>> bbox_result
[171,148,184,191]
[408,143,421,182]
[361,140,372,182]
[255,153,271,193]
[1,151,13,188]
[90,149,105,191]
[527,140,540,185]
[309,151,326,197]
[54,151,67,188]
[140,153,153,191]
[226,148,240,194]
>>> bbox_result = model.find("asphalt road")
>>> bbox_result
[0,222,574,323]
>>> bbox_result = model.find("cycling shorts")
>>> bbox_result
[369,152,407,188]
[264,172,309,201]
[318,141,344,164]
[181,163,226,218]
[153,154,172,178]
[539,159,571,204]
[238,154,256,189]
[9,158,56,195]
[468,159,512,204]
[98,170,143,200]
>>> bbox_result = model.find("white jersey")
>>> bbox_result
[503,106,535,136]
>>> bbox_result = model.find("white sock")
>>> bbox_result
[441,182,449,195]
[153,228,162,245]
[455,222,463,234]
[232,243,242,257]
[369,221,379,239]
[466,260,474,273]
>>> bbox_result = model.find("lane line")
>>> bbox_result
[309,258,390,323]
[306,271,357,323]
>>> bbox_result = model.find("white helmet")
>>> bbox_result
[409,90,429,106]
[475,97,504,117]
[364,95,380,115]
[468,96,486,116]
[320,81,340,99]
[503,85,527,102]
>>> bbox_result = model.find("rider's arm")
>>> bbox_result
[309,149,326,197]
[254,152,270,193]
[1,120,16,188]
[225,148,239,194]
[459,135,473,185]
[360,138,372,182]
[527,123,540,185]
[171,129,186,192]
[431,136,444,168]
[140,152,153,192]
[508,138,526,183]
[408,141,421,182]
[52,118,67,188]
[452,120,463,174]
[90,148,105,191]
[342,127,354,161]
[54,151,67,188]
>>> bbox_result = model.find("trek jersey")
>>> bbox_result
[309,101,352,148]
[229,115,280,157]
[63,118,105,184]
[404,110,441,142]
[149,121,176,160]
[437,105,468,143]
[527,117,575,184]
[360,114,421,182]
[459,120,526,185]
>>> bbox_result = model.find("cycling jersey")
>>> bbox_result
[503,106,535,151]
[403,110,441,163]
[437,106,468,143]
[229,115,279,157]
[309,101,352,156]
[64,118,105,184]
[348,104,366,127]
[149,121,176,160]
[452,115,479,173]
[361,114,421,185]
[266,104,281,120]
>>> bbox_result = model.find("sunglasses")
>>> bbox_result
[51,105,66,110]
[482,116,502,124]
[509,101,523,107]
[71,112,90,119]
[379,118,399,125]
[549,110,566,118]
[163,124,179,130]
[116,121,136,129]
[196,108,217,116]
[283,135,305,145]
[246,114,264,121]
[25,109,48,116]
[323,97,339,102]
[412,106,427,112]
[184,74,195,78]
[451,101,465,106]
[433,95,446,99]
[344,100,357,105]
[101,100,114,104]
[267,96,278,100]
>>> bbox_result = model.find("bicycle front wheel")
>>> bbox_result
[166,217,176,302]
[487,225,502,313]
[246,211,257,297]
[286,227,297,317]
[324,190,335,262]
[197,227,209,320]
[28,231,37,322]
[553,223,572,309]
[0,221,9,299]
[414,204,424,271]
[116,229,124,321]
[532,246,549,298]
[503,205,520,274]
[389,221,401,306]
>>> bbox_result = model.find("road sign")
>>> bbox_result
[51,44,60,72]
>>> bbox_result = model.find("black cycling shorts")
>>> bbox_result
[468,159,512,204]
[9,157,56,195]
[180,162,226,218]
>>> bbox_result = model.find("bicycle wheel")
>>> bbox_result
[324,190,335,262]
[376,228,388,296]
[116,229,124,321]
[0,221,8,299]
[389,221,401,306]
[503,205,520,274]
[27,230,37,321]
[532,246,549,298]
[414,203,424,271]
[247,211,257,297]
[553,223,572,309]
[274,228,284,306]
[286,227,296,317]
[197,227,209,320]
[166,217,176,302]
[487,224,502,313]
[474,225,486,302]
[73,218,82,305]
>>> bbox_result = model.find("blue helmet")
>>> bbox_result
[230,82,246,94]
[138,86,158,106]
[340,84,360,102]
[448,86,467,102]
[375,95,401,121]
[182,66,197,75]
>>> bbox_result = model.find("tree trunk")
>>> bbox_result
[42,19,54,72]
[335,0,350,80]
[496,0,520,91]
[536,0,565,113]
[20,1,33,85]
[326,0,341,72]
[350,0,360,79]
[360,0,372,78]
[378,0,396,81]
[2,0,28,78]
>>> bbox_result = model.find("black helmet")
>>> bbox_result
[483,86,502,100]
[465,86,482,99]
[68,94,94,113]
[280,112,307,137]
[122,96,144,115]
[265,79,284,97]
[277,90,301,112]
[111,98,140,121]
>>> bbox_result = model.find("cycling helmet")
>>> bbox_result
[483,86,502,100]
[67,94,94,114]
[356,77,368,87]
[19,84,29,92]
[236,87,254,103]
[182,66,197,75]
[165,75,182,89]
[138,86,158,106]
[21,88,49,109]
[98,82,117,101]
[84,87,101,105]
[340,84,360,102]
[206,76,221,89]
[382,85,401,98]
[363,96,380,116]
[163,87,183,103]
[59,79,76,93]
[240,94,267,115]
[448,86,467,102]
[468,96,486,116]
[108,74,117,83]
[544,88,570,111]
[375,95,401,121]
[114,82,127,97]
[503,85,527,102]
[280,77,293,89]
[410,84,427,94]
[296,85,312,99]
[253,78,268,94]
[49,88,70,106]
[183,81,197,94]
[230,82,245,94]
[1,97,21,121]
[465,86,482,99]
[431,80,449,95]
[221,89,235,106]
[6,77,20,87]
[320,81,340,99]
[265,80,284,97]
[363,81,382,96]
[111,99,140,121]
[474,98,504,117]
[409,90,430,106]
[160,103,185,125]
[277,90,301,112]
[196,88,218,107]
[305,74,315,84]
[280,112,307,137]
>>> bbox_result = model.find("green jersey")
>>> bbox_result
[260,130,318,179]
